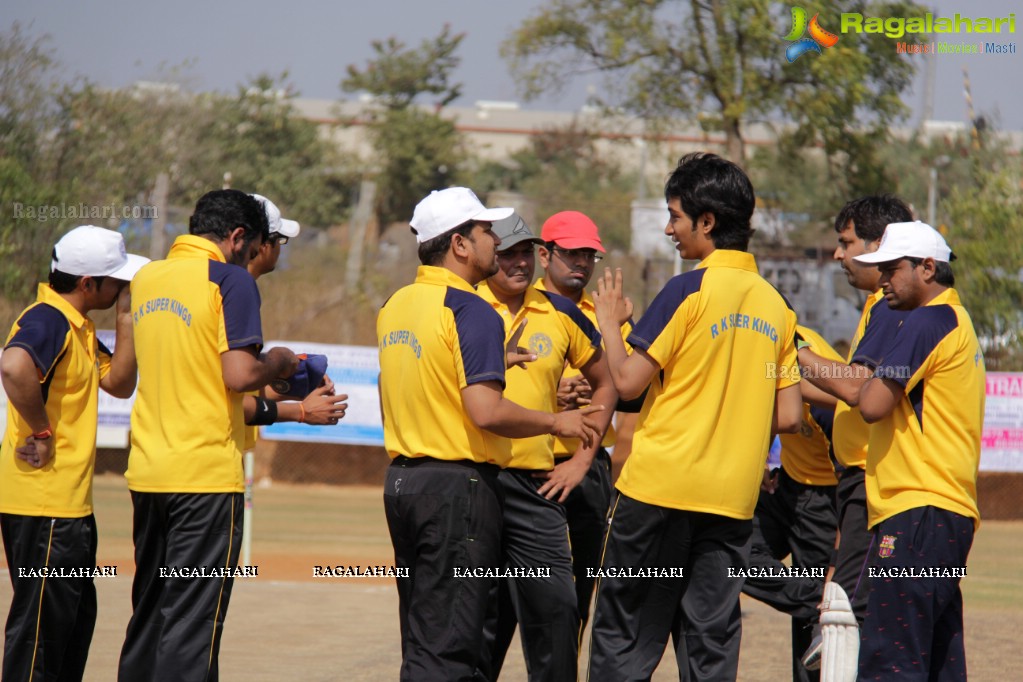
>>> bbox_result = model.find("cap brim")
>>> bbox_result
[108,254,151,281]
[498,234,544,251]
[853,250,906,264]
[472,207,515,223]
[548,236,606,252]
[276,218,300,238]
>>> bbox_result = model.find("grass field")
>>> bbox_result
[1,473,1021,680]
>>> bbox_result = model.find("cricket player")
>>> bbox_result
[588,152,803,680]
[243,194,347,433]
[854,221,984,680]
[1,226,147,681]
[795,195,914,677]
[742,324,842,682]
[377,187,604,680]
[119,189,300,681]
[535,210,638,628]
[477,213,617,680]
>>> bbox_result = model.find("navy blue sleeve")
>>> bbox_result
[539,290,601,347]
[5,304,70,377]
[445,288,506,388]
[851,298,909,369]
[873,305,958,389]
[628,269,705,351]
[808,405,835,443]
[210,261,263,350]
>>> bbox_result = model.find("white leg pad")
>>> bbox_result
[819,582,858,682]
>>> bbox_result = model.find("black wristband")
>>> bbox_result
[249,397,278,425]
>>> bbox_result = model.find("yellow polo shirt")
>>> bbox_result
[378,266,511,467]
[616,250,799,519]
[1,284,111,516]
[832,290,909,469]
[781,326,841,486]
[534,279,630,455]
[478,282,600,469]
[127,235,264,493]
[865,288,984,530]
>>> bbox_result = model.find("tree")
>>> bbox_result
[943,160,1023,369]
[341,26,465,226]
[475,123,636,249]
[503,0,925,169]
[195,73,355,229]
[0,23,68,302]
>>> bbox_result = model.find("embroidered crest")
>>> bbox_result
[529,333,553,358]
[879,534,897,558]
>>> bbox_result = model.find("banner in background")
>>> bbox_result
[981,372,1023,471]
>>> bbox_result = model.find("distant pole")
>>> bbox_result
[242,450,254,567]
[344,179,376,312]
[962,67,979,150]
[921,53,936,129]
[149,173,169,260]
[927,166,938,226]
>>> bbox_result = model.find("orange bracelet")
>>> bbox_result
[298,403,306,423]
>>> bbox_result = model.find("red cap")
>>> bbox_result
[540,211,605,252]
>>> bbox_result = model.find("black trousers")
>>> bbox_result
[482,469,579,682]
[1,514,97,682]
[118,492,243,682]
[384,457,503,682]
[588,493,752,682]
[860,506,973,681]
[830,466,872,623]
[559,448,612,629]
[741,468,837,682]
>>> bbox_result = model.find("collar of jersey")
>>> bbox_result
[414,265,477,293]
[534,277,592,312]
[167,234,228,262]
[479,281,550,316]
[36,283,87,329]
[924,287,961,308]
[694,249,758,273]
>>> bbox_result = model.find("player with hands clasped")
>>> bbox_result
[587,152,802,681]
[377,188,603,681]
[242,194,348,438]
[1,226,148,682]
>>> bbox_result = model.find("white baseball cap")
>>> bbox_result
[252,193,300,238]
[410,187,513,243]
[51,226,150,281]
[854,221,954,264]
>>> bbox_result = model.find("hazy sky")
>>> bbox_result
[4,0,1021,129]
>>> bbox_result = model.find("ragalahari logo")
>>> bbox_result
[785,6,840,62]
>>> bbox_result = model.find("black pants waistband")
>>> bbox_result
[391,455,500,477]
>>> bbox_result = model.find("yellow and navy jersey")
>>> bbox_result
[1,284,111,517]
[832,290,909,469]
[534,279,630,454]
[378,266,511,467]
[616,250,799,519]
[477,282,600,469]
[865,288,984,530]
[127,235,263,493]
[781,325,840,486]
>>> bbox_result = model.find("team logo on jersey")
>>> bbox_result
[879,534,897,558]
[529,333,553,358]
